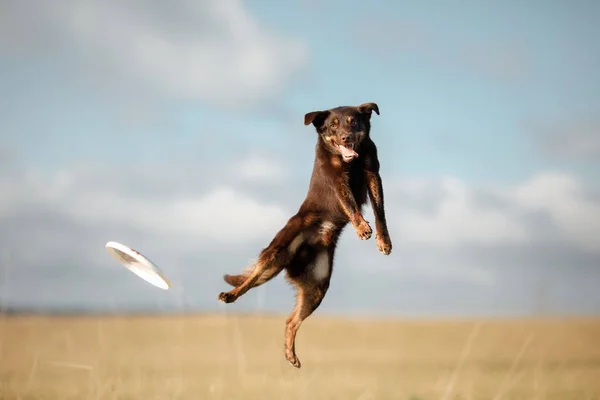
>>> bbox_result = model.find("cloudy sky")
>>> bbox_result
[1,0,599,316]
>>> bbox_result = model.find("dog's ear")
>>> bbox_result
[304,110,330,129]
[358,102,380,117]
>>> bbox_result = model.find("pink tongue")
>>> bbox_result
[339,145,358,158]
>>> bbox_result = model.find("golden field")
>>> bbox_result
[1,314,599,400]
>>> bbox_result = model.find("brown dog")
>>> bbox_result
[218,102,392,368]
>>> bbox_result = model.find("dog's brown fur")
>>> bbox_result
[218,102,392,368]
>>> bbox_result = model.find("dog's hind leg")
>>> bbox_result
[284,249,332,369]
[218,258,284,303]
[218,215,307,303]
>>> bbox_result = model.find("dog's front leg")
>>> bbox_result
[365,168,392,255]
[334,176,372,240]
[363,145,392,255]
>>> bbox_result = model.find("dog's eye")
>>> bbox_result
[350,119,358,127]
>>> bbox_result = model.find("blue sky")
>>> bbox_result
[0,0,599,316]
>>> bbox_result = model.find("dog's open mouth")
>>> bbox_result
[338,143,358,162]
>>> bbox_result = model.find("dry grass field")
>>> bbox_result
[1,313,599,400]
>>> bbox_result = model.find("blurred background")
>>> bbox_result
[1,0,598,318]
[2,1,600,399]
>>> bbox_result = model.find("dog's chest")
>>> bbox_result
[347,162,368,205]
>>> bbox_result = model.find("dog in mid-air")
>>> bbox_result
[218,102,392,368]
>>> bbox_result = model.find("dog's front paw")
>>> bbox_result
[218,291,237,304]
[376,233,392,255]
[354,220,372,240]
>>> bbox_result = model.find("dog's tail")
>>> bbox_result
[223,269,282,287]
[223,265,281,287]
[223,273,247,287]
[223,259,284,288]
[223,260,253,287]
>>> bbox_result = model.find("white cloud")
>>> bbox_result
[232,153,287,184]
[0,0,308,107]
[383,172,600,253]
[167,187,288,241]
[0,167,289,245]
[334,171,600,291]
[391,176,529,246]
[510,172,600,252]
[2,165,599,258]
[1,162,599,312]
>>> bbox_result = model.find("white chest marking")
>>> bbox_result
[319,221,335,237]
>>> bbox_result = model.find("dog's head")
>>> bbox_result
[304,102,379,163]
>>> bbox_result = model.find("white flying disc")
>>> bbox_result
[105,241,171,290]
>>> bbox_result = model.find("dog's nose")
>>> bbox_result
[341,134,351,143]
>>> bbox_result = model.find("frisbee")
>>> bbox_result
[105,241,171,290]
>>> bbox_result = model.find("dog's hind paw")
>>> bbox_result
[218,291,237,304]
[285,352,301,369]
